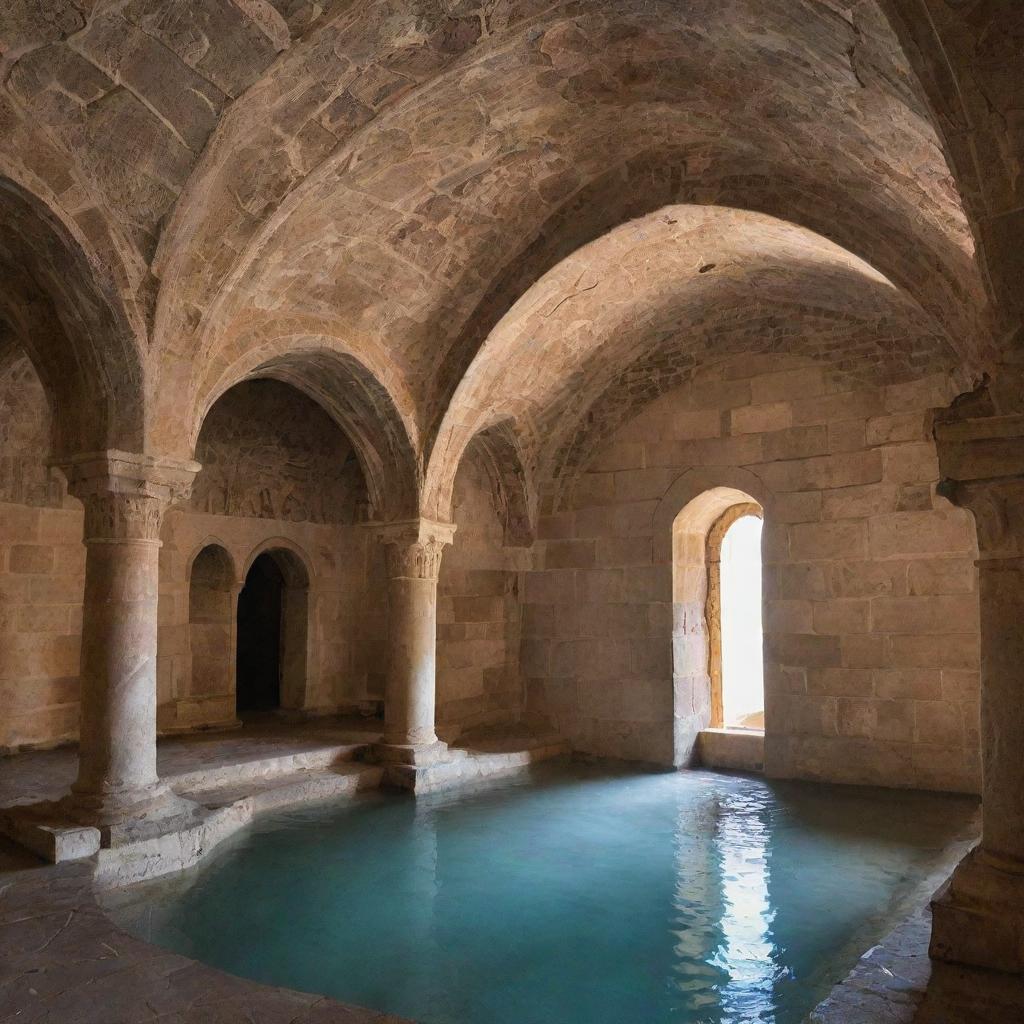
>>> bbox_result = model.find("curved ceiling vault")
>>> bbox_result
[148,0,986,459]
[422,204,960,519]
[0,0,1001,503]
[0,176,146,455]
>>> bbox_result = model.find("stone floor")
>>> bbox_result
[0,714,384,808]
[0,839,409,1023]
[811,901,1024,1024]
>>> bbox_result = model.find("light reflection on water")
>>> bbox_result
[105,764,975,1024]
[711,790,779,1022]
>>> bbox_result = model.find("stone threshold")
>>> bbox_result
[382,739,570,793]
[697,726,764,772]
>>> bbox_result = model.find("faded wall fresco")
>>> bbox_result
[188,380,365,524]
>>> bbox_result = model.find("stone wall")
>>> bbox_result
[436,447,527,738]
[0,353,63,509]
[0,359,388,748]
[0,502,84,751]
[523,355,981,793]
[156,512,384,731]
[0,355,83,750]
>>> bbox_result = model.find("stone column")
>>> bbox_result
[62,451,199,833]
[930,403,1024,972]
[375,519,455,765]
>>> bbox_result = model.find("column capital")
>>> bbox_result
[934,412,1024,559]
[60,450,201,542]
[375,518,456,580]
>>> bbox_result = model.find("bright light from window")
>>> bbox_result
[720,515,764,730]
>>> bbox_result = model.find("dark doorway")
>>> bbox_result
[236,553,284,712]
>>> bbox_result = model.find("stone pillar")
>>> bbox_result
[930,403,1024,972]
[62,451,199,833]
[375,518,455,765]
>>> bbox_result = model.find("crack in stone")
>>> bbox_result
[544,275,598,317]
[30,909,74,954]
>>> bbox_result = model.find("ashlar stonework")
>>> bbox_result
[0,0,1022,1020]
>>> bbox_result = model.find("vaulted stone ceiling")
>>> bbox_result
[0,0,1018,519]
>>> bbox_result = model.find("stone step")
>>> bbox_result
[94,764,385,887]
[166,742,370,795]
[188,762,384,812]
[386,738,570,793]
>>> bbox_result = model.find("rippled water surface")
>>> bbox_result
[108,764,975,1024]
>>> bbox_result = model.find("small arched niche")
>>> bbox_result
[236,545,311,715]
[188,544,237,711]
[671,487,764,765]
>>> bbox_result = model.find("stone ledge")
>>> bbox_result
[697,727,764,772]
[383,741,569,794]
[0,806,100,862]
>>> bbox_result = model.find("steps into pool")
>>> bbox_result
[182,762,384,812]
[0,719,571,882]
[166,741,370,795]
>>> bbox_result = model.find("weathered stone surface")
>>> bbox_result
[0,0,1021,1012]
[522,356,982,792]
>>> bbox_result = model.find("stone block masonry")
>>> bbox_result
[522,356,981,793]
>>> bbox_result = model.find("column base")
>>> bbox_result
[931,846,1024,973]
[371,739,451,767]
[0,784,202,863]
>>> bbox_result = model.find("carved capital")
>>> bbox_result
[376,518,456,580]
[60,450,201,543]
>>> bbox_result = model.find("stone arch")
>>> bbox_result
[0,175,146,455]
[152,0,984,465]
[186,542,239,726]
[428,149,986,452]
[238,540,314,714]
[434,203,957,520]
[168,330,421,522]
[428,422,536,548]
[242,539,312,587]
[653,468,774,564]
[470,425,536,549]
[877,1,1020,341]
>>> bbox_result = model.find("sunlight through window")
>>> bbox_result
[720,516,764,730]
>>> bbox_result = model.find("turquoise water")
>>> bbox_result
[107,764,975,1024]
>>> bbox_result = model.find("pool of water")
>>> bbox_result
[106,764,976,1024]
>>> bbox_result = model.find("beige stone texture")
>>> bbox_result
[436,447,527,738]
[522,358,981,793]
[0,0,1021,994]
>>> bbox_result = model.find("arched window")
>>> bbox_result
[711,513,764,729]
[671,488,765,765]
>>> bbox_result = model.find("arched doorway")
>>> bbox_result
[188,544,236,706]
[236,547,310,715]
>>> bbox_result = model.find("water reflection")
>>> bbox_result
[670,781,782,1023]
[712,789,781,1022]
